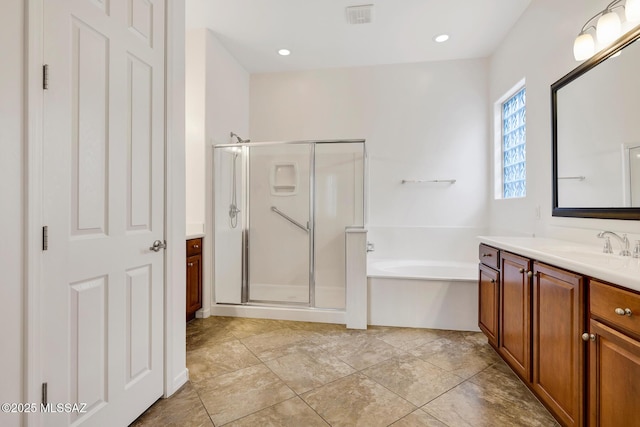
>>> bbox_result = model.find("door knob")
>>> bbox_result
[150,240,167,252]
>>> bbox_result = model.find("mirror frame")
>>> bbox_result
[551,25,640,220]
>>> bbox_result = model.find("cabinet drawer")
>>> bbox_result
[590,279,640,337]
[187,238,202,256]
[479,244,499,269]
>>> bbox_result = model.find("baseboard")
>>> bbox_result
[195,306,210,319]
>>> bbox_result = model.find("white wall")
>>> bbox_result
[186,29,249,232]
[201,30,250,310]
[0,1,23,426]
[489,0,640,242]
[205,31,250,147]
[185,29,207,230]
[250,59,490,229]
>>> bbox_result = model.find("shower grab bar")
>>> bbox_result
[558,176,586,181]
[270,206,309,233]
[401,179,457,184]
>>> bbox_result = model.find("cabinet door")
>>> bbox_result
[186,254,202,321]
[589,320,640,427]
[499,252,531,381]
[479,264,500,348]
[532,263,584,427]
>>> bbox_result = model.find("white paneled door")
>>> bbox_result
[42,0,165,425]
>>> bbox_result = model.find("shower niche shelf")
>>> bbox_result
[270,162,298,196]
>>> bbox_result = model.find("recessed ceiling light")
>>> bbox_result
[434,34,450,43]
[278,49,291,56]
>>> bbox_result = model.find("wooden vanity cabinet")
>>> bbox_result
[478,244,500,348]
[479,264,500,348]
[588,280,640,427]
[478,242,640,426]
[532,263,585,427]
[186,238,203,322]
[499,251,532,382]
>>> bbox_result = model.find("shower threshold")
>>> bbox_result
[211,302,346,325]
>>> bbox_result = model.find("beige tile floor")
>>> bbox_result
[130,317,559,427]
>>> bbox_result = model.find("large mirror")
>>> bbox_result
[552,25,640,220]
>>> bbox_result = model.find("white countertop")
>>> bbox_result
[186,233,205,240]
[478,236,640,293]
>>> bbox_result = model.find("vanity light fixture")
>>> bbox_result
[277,48,291,56]
[573,0,640,61]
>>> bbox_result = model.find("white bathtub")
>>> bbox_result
[367,258,480,331]
[367,259,477,281]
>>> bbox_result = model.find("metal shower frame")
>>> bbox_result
[213,139,367,308]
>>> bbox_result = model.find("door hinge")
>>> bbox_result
[42,226,48,251]
[43,64,49,90]
[42,382,48,405]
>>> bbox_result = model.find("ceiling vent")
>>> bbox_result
[346,4,374,25]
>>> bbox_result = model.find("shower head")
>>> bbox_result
[230,132,250,144]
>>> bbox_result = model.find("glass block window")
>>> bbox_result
[502,87,526,198]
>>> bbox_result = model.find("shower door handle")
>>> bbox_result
[270,206,309,233]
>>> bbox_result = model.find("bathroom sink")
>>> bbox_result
[541,245,631,267]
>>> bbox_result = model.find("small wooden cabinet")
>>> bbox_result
[588,280,640,427]
[186,238,203,322]
[532,263,584,427]
[478,244,500,348]
[499,251,532,382]
[479,264,500,348]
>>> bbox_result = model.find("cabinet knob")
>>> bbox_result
[490,279,496,283]
[615,307,633,317]
[482,253,491,257]
[519,268,525,273]
[193,244,199,249]
[581,333,596,342]
[527,271,533,278]
[188,262,194,267]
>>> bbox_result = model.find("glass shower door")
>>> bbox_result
[247,143,312,304]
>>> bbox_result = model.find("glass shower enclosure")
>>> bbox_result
[213,140,366,310]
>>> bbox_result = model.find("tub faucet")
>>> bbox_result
[366,242,375,253]
[597,231,631,256]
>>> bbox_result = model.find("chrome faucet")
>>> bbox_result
[597,231,631,256]
[366,242,375,252]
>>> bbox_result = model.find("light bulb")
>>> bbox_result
[626,0,640,22]
[596,10,622,45]
[573,33,595,60]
